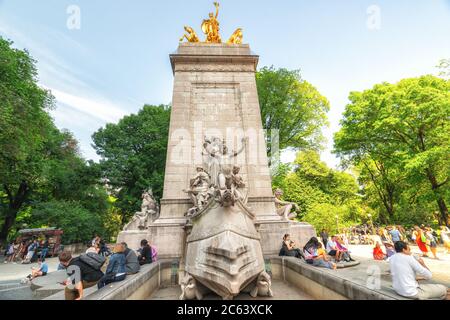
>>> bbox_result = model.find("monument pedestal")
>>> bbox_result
[117,230,149,251]
[119,43,316,262]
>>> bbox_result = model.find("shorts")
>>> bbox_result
[328,250,337,256]
[26,251,35,260]
[41,272,47,276]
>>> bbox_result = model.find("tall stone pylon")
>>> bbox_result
[118,43,315,258]
[154,43,314,258]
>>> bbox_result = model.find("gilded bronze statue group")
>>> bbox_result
[180,2,243,45]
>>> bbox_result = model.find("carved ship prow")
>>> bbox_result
[184,199,265,299]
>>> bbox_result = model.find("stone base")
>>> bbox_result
[147,218,187,259]
[257,219,316,255]
[117,230,149,251]
[118,219,315,258]
[117,219,187,260]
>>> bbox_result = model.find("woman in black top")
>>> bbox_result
[279,234,304,259]
[138,239,153,265]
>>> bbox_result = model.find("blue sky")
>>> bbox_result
[1,0,449,168]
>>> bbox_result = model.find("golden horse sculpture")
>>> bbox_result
[180,26,200,43]
[179,2,243,45]
[227,28,243,45]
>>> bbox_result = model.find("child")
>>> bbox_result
[28,258,49,280]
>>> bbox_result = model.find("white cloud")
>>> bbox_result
[46,87,126,123]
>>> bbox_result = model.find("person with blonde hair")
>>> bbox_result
[97,243,127,289]
[440,226,450,254]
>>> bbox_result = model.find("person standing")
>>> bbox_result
[440,226,450,254]
[413,226,429,257]
[389,241,448,300]
[40,237,49,260]
[425,227,438,259]
[4,241,15,263]
[389,226,402,243]
[22,239,38,264]
[320,229,328,247]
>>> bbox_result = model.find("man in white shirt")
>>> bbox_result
[389,241,448,300]
[326,236,344,262]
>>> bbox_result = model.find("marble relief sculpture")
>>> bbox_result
[202,136,246,188]
[183,167,214,216]
[181,137,273,300]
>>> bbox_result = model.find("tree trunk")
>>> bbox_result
[436,197,449,227]
[0,214,16,244]
[0,182,29,244]
[425,169,449,227]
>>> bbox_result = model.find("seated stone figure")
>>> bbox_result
[184,167,212,215]
[274,188,298,220]
[123,189,158,230]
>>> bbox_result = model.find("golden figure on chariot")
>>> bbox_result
[202,2,221,43]
[179,2,243,45]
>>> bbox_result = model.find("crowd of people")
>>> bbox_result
[279,227,449,300]
[279,233,355,270]
[4,234,158,300]
[370,225,450,261]
[4,237,50,265]
[58,237,157,300]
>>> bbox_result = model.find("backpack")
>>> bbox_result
[79,252,106,270]
[151,246,158,262]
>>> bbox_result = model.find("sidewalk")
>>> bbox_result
[348,244,450,287]
[0,255,62,282]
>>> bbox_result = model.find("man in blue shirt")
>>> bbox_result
[29,258,49,280]
[389,226,402,243]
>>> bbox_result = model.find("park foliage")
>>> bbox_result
[0,36,448,244]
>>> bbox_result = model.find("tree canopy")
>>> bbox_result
[256,66,330,154]
[273,150,368,233]
[0,37,113,244]
[334,75,450,226]
[92,104,170,225]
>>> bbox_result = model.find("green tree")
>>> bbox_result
[92,104,171,224]
[256,67,330,155]
[0,37,55,242]
[24,200,104,244]
[335,75,450,225]
[274,151,366,231]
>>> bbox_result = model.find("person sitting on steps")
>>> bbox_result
[389,241,449,300]
[279,234,304,259]
[122,242,140,275]
[138,239,153,266]
[303,237,336,270]
[326,235,344,262]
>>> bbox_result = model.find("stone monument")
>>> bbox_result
[117,2,316,295]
